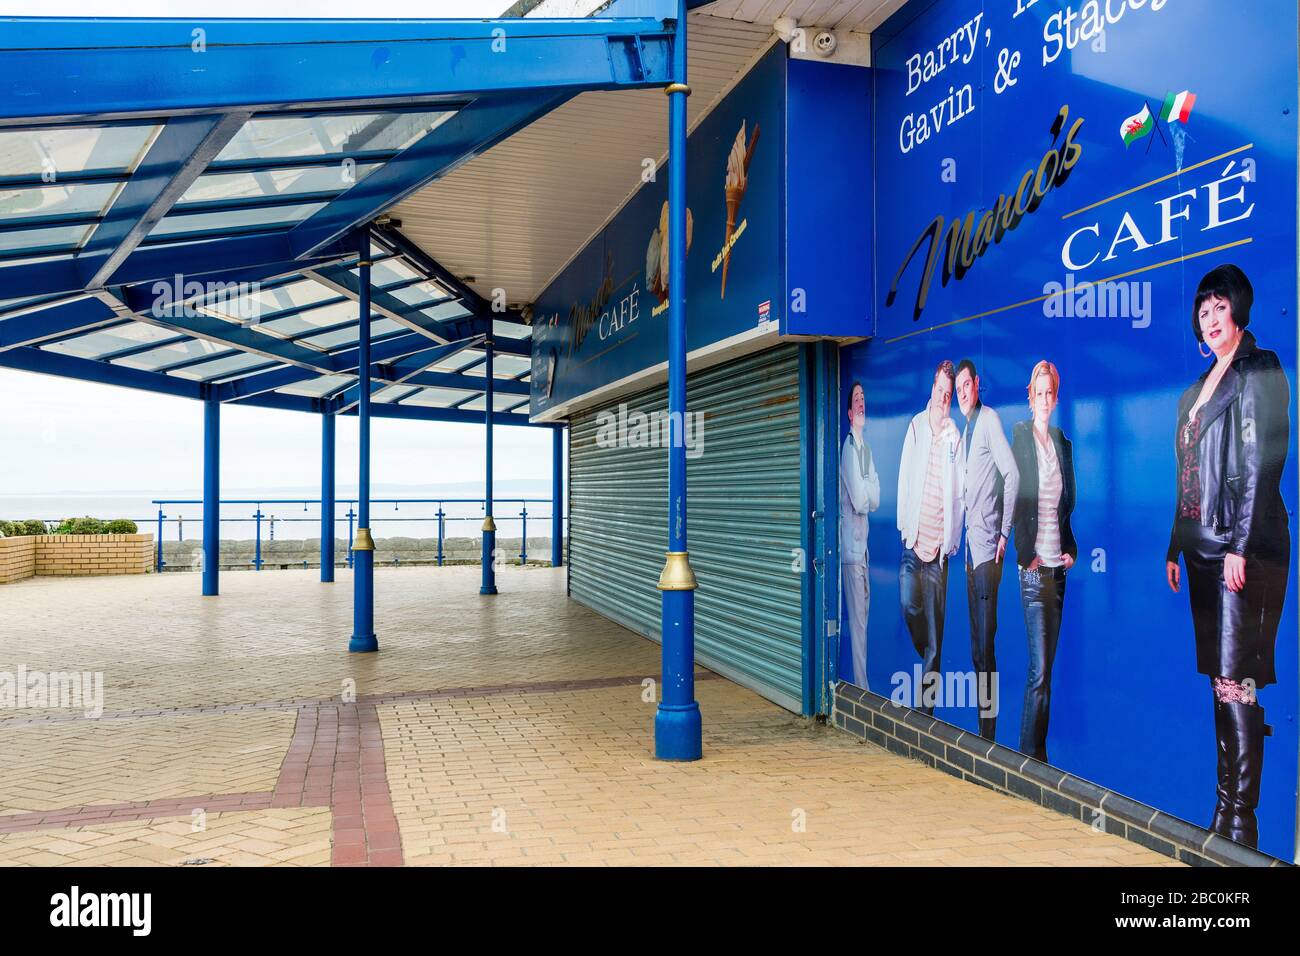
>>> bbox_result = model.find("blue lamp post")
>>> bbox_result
[321,411,336,583]
[202,394,220,597]
[349,233,378,652]
[654,1,701,761]
[480,337,498,595]
[551,425,564,568]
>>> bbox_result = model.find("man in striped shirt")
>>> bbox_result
[897,360,965,714]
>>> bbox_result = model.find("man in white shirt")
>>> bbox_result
[840,381,880,688]
[896,360,964,713]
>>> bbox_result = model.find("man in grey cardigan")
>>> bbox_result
[955,360,1019,740]
[840,381,880,688]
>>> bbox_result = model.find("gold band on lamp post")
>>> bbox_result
[664,83,691,96]
[352,527,375,552]
[657,551,698,591]
[481,515,497,533]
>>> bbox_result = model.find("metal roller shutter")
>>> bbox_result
[568,344,804,711]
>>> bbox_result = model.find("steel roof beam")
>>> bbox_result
[340,401,540,428]
[0,344,203,399]
[83,112,252,289]
[105,287,339,374]
[0,17,674,123]
[0,297,118,352]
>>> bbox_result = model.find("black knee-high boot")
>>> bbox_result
[1212,700,1268,849]
[1210,699,1233,837]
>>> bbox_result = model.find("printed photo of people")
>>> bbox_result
[1011,360,1077,764]
[896,360,964,714]
[1165,264,1291,849]
[840,381,880,688]
[956,360,1018,740]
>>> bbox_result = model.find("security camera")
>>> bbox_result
[773,16,798,44]
[813,30,837,56]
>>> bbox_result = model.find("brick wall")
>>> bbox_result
[833,682,1287,868]
[0,534,153,582]
[0,536,37,583]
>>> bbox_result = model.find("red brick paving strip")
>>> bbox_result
[0,673,700,862]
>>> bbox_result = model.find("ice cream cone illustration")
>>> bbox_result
[648,200,694,306]
[721,121,760,300]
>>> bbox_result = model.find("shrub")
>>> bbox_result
[105,519,138,534]
[0,519,48,536]
[54,517,106,535]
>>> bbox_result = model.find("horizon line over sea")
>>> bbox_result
[0,479,558,541]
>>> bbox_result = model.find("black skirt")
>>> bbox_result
[1176,518,1288,685]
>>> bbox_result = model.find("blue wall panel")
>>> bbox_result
[840,0,1299,858]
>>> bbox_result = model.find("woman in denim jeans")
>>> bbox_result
[1010,360,1077,762]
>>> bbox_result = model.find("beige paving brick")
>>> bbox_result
[0,567,1180,868]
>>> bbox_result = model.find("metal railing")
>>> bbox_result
[143,497,561,572]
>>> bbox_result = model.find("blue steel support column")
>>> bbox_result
[321,412,336,583]
[480,339,498,595]
[551,425,564,568]
[202,396,220,596]
[654,3,701,762]
[349,238,378,652]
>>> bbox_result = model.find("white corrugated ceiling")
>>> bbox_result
[699,0,908,33]
[393,12,778,308]
[393,1,910,308]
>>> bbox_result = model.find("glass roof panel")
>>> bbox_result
[169,351,273,382]
[385,280,449,309]
[213,111,455,164]
[429,349,486,373]
[0,222,92,254]
[0,124,157,179]
[366,258,420,287]
[0,181,119,221]
[258,301,378,338]
[402,387,484,408]
[277,374,355,398]
[460,354,532,378]
[41,322,178,360]
[201,278,337,322]
[147,202,327,239]
[420,301,472,323]
[177,163,381,206]
[373,384,418,404]
[298,318,400,351]
[113,338,227,371]
[458,392,528,412]
[493,319,533,340]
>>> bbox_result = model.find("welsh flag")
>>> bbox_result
[1160,89,1197,124]
[1121,104,1154,147]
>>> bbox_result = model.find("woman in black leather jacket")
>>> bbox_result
[1166,264,1290,849]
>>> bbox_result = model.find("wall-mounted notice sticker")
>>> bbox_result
[758,300,771,326]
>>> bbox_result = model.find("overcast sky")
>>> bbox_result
[0,0,558,495]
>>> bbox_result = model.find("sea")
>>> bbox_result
[0,480,555,542]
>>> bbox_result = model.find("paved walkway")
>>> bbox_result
[0,567,1175,866]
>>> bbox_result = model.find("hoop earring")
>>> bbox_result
[1198,340,1212,359]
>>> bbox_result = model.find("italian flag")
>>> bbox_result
[1161,89,1197,124]
[1120,105,1153,147]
